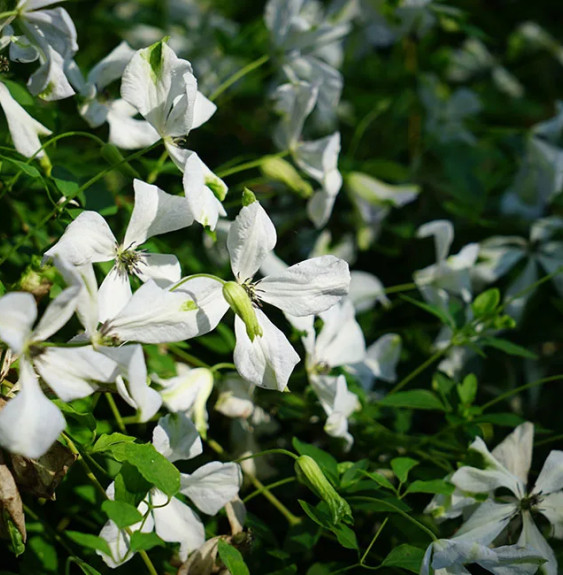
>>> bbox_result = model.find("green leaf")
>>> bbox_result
[473,413,526,427]
[471,289,500,316]
[53,177,80,198]
[406,479,455,495]
[391,457,419,483]
[400,295,454,328]
[481,337,538,359]
[91,433,136,453]
[101,500,143,528]
[378,390,445,411]
[68,558,102,575]
[332,523,358,550]
[457,373,478,405]
[114,463,152,506]
[5,513,25,557]
[4,157,41,178]
[217,539,250,575]
[298,500,332,529]
[129,531,165,552]
[381,544,425,573]
[292,438,339,485]
[108,442,180,497]
[65,531,111,556]
[360,470,396,491]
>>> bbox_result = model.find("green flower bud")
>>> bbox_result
[222,281,263,341]
[242,188,256,206]
[295,455,352,525]
[261,156,313,198]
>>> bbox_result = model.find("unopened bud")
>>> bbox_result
[261,156,313,198]
[295,455,352,525]
[222,281,262,341]
[242,188,256,206]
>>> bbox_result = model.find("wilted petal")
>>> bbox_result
[150,489,205,562]
[260,255,350,316]
[228,201,277,281]
[152,412,202,462]
[180,461,242,515]
[44,211,116,265]
[0,361,65,458]
[0,292,36,353]
[123,179,193,247]
[0,82,52,157]
[233,311,300,391]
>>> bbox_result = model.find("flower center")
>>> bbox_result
[519,493,541,512]
[115,245,145,276]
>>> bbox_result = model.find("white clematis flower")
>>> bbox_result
[421,538,544,575]
[0,81,52,157]
[1,0,78,100]
[45,178,193,322]
[70,41,160,149]
[445,422,563,575]
[121,40,225,229]
[215,196,350,390]
[98,416,242,567]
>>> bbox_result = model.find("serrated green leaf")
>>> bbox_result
[381,544,425,573]
[217,539,250,575]
[378,390,445,411]
[109,442,180,497]
[101,500,143,529]
[391,457,419,483]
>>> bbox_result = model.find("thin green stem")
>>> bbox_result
[146,149,169,184]
[360,517,389,565]
[168,343,210,368]
[105,392,127,433]
[209,54,269,101]
[210,362,237,373]
[388,346,450,395]
[499,266,563,313]
[349,101,390,159]
[234,448,298,463]
[216,150,289,179]
[481,374,563,411]
[536,432,563,447]
[349,496,437,541]
[0,10,18,19]
[170,273,225,291]
[243,477,296,503]
[383,282,418,295]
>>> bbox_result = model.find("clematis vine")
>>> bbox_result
[98,413,242,568]
[120,40,227,229]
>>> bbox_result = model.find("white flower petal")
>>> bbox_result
[294,132,341,195]
[364,333,402,382]
[418,220,454,262]
[136,253,182,286]
[260,255,350,316]
[88,41,134,90]
[0,292,36,353]
[180,461,242,515]
[157,366,214,415]
[0,82,52,157]
[98,266,132,325]
[33,284,80,342]
[349,271,390,312]
[107,100,160,149]
[228,201,277,281]
[536,491,563,539]
[533,450,563,496]
[307,189,337,229]
[518,511,557,575]
[453,500,517,545]
[123,179,193,247]
[234,311,300,391]
[192,91,216,129]
[44,211,116,265]
[150,489,205,562]
[491,422,534,485]
[152,412,202,462]
[0,361,65,458]
[35,346,117,401]
[108,278,228,344]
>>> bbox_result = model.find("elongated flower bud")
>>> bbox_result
[222,281,263,341]
[295,455,352,525]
